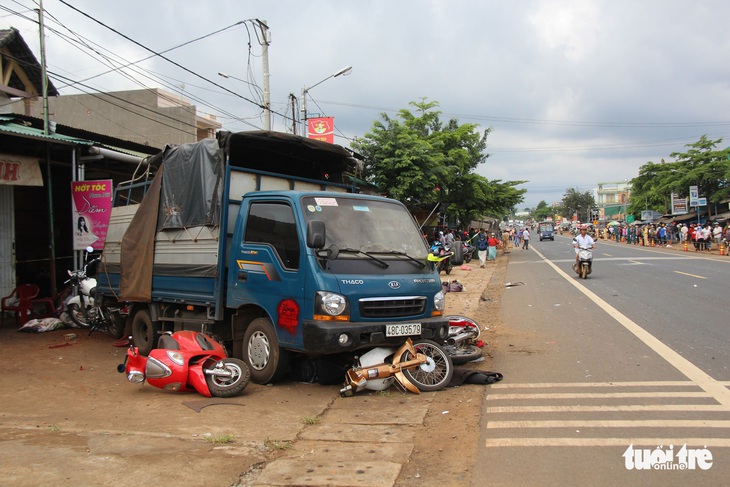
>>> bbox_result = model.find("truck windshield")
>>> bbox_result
[300,196,429,260]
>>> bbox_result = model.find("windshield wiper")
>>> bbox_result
[367,250,426,268]
[334,246,390,269]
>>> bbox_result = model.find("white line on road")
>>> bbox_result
[530,246,730,407]
[486,404,730,413]
[487,420,730,429]
[490,381,713,388]
[487,391,711,400]
[485,437,730,447]
[674,270,707,279]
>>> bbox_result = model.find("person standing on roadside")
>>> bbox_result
[487,232,501,262]
[522,227,531,250]
[476,230,489,268]
[501,228,511,254]
[713,223,723,248]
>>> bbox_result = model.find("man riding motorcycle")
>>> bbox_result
[573,224,596,266]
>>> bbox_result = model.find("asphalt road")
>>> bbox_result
[472,235,730,486]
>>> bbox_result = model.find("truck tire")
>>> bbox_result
[243,317,290,384]
[451,244,463,266]
[132,309,160,356]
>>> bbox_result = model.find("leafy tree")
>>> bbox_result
[532,200,553,221]
[627,161,675,215]
[351,99,525,222]
[669,135,730,206]
[559,188,595,222]
[629,135,730,216]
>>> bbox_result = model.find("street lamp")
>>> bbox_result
[218,71,271,131]
[301,66,352,137]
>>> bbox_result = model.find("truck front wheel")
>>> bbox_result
[132,309,160,356]
[243,317,290,384]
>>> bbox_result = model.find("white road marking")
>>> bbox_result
[488,391,711,400]
[674,270,707,279]
[487,420,730,429]
[485,438,730,447]
[491,381,721,388]
[530,246,730,407]
[486,404,729,413]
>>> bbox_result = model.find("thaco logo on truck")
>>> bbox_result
[341,279,364,285]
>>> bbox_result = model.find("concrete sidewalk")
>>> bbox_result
[248,258,499,487]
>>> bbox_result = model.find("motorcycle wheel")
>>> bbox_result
[401,339,453,392]
[445,262,453,275]
[66,302,92,328]
[581,265,588,279]
[464,253,472,263]
[206,358,251,398]
[132,309,160,356]
[243,317,290,384]
[443,343,482,365]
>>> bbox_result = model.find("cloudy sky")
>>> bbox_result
[4,0,730,208]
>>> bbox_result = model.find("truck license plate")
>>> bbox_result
[385,323,421,337]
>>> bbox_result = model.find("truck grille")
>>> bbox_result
[359,296,427,318]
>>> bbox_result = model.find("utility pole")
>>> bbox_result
[290,93,297,134]
[38,0,57,297]
[38,0,49,135]
[258,20,271,131]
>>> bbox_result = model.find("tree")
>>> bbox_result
[351,99,525,222]
[559,188,595,222]
[629,135,730,217]
[532,200,553,221]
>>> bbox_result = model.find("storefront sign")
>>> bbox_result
[71,180,113,251]
[671,194,688,214]
[689,185,699,206]
[0,154,43,186]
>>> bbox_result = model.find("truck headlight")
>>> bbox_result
[434,290,445,311]
[315,291,349,317]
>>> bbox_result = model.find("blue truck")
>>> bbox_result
[538,221,555,241]
[97,131,449,384]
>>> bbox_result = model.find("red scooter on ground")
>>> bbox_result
[118,331,250,398]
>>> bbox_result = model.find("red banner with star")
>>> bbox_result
[307,117,334,143]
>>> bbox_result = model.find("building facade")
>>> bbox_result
[4,88,221,148]
[596,181,632,221]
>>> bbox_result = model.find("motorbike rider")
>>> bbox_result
[573,224,596,266]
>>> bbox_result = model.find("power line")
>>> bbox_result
[56,0,275,115]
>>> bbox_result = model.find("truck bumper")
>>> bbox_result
[302,317,450,354]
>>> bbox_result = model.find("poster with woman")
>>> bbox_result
[71,180,113,250]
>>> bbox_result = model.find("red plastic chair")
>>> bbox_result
[1,284,40,327]
[31,287,71,320]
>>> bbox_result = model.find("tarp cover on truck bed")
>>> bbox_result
[119,130,360,302]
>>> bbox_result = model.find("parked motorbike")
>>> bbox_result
[462,241,475,263]
[443,315,483,364]
[118,330,250,398]
[340,338,453,396]
[428,242,454,274]
[573,246,593,279]
[65,246,125,338]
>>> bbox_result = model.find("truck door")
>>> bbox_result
[230,200,305,348]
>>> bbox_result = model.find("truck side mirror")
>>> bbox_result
[307,220,326,249]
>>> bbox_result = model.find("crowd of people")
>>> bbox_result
[430,224,537,269]
[599,221,730,252]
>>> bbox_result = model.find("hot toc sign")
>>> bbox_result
[71,180,113,250]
